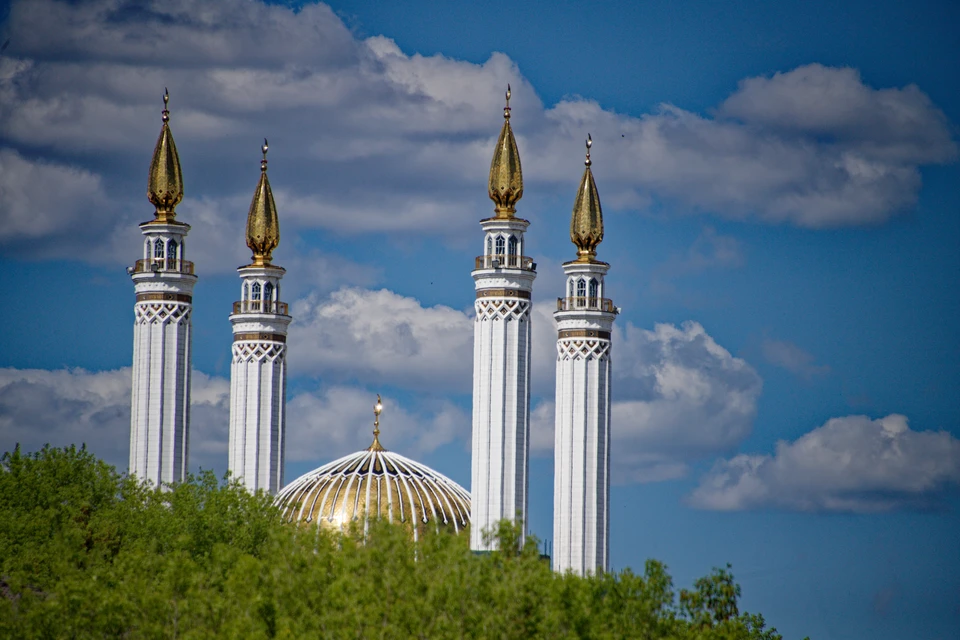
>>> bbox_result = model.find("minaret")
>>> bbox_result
[228,140,291,495]
[553,135,617,575]
[471,86,537,551]
[128,90,197,486]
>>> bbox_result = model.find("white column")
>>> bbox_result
[552,260,615,575]
[129,221,197,486]
[228,265,291,495]
[470,217,536,550]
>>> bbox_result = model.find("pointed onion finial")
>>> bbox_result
[570,133,603,261]
[488,84,523,218]
[245,139,280,266]
[369,394,385,452]
[147,88,184,222]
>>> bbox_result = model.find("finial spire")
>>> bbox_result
[369,394,385,451]
[570,133,604,261]
[147,88,184,222]
[488,84,523,218]
[245,139,280,266]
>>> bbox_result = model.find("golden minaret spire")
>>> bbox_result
[488,84,523,218]
[570,134,604,261]
[147,88,184,222]
[245,139,280,266]
[368,394,385,452]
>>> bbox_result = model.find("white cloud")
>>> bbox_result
[530,320,763,484]
[0,0,953,268]
[611,321,763,482]
[0,367,229,474]
[286,386,469,464]
[689,414,960,512]
[287,287,475,390]
[0,365,465,478]
[718,64,956,165]
[0,149,113,252]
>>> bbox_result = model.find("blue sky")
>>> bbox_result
[1,0,959,638]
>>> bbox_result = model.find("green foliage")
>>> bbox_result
[0,446,805,639]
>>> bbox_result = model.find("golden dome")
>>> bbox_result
[488,85,523,218]
[245,139,280,266]
[147,89,184,223]
[570,134,604,261]
[275,400,470,540]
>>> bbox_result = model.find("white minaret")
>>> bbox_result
[553,135,617,575]
[128,90,197,486]
[471,86,537,551]
[228,140,291,495]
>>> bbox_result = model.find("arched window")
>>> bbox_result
[576,278,586,300]
[263,282,274,310]
[589,278,598,300]
[568,279,574,299]
[166,239,177,266]
[251,282,262,310]
[507,235,518,256]
[495,235,505,256]
[486,236,493,256]
[154,239,164,260]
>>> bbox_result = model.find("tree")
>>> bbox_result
[0,446,807,639]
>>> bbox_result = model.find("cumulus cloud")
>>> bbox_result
[530,320,763,484]
[0,0,954,267]
[0,365,466,477]
[611,321,763,482]
[689,414,960,512]
[0,367,229,474]
[287,287,475,390]
[0,149,113,255]
[286,386,469,464]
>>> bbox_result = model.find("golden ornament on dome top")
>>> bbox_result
[147,88,184,222]
[488,84,524,218]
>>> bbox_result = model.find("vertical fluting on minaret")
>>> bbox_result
[129,90,197,486]
[553,135,617,575]
[471,86,537,550]
[228,140,291,495]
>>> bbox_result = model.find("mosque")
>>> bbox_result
[127,87,616,576]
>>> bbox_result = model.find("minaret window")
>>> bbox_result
[486,236,493,256]
[264,283,274,311]
[153,238,164,261]
[589,278,598,303]
[508,235,518,256]
[568,279,574,299]
[167,239,178,268]
[577,278,587,307]
[495,235,505,257]
[252,282,262,311]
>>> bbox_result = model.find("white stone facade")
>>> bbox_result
[552,259,616,575]
[129,221,198,486]
[470,217,536,550]
[228,264,291,495]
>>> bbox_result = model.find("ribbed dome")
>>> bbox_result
[275,446,471,541]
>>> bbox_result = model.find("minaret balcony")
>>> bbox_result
[475,254,535,271]
[233,300,289,315]
[557,296,617,313]
[133,258,195,275]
